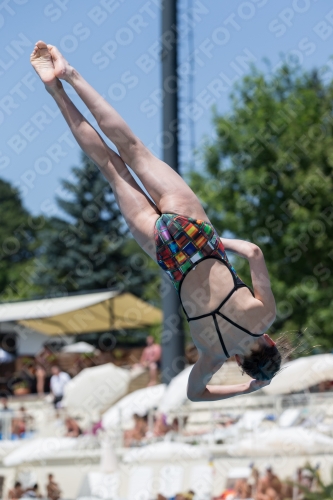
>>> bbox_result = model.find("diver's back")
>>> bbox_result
[180,258,267,358]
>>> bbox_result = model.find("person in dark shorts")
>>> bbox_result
[50,366,70,408]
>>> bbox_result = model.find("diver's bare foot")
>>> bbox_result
[30,41,58,88]
[47,44,74,83]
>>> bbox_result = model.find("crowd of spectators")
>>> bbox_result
[4,465,320,500]
[0,362,72,440]
[0,391,85,440]
[1,335,162,404]
[7,474,61,500]
[123,413,187,447]
[216,465,318,500]
[153,465,319,500]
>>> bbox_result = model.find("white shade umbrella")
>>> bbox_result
[62,341,96,353]
[227,427,333,457]
[158,365,193,413]
[0,441,22,460]
[123,441,209,463]
[62,363,130,415]
[263,354,333,395]
[3,437,78,466]
[102,384,166,429]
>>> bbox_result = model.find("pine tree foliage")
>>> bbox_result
[35,154,158,296]
[0,179,41,299]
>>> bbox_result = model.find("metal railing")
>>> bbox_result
[110,390,333,449]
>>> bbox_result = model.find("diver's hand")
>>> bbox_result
[246,379,271,393]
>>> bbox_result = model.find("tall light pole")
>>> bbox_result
[160,0,185,384]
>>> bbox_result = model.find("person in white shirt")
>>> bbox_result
[50,365,70,408]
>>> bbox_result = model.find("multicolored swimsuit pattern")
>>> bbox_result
[154,214,261,359]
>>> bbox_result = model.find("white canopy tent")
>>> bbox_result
[0,290,162,335]
[0,291,117,322]
[123,441,209,463]
[3,437,78,467]
[227,427,333,457]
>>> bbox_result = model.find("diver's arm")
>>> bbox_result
[221,238,276,314]
[186,354,269,402]
[247,247,276,314]
[199,379,270,402]
[188,382,248,402]
[220,238,258,259]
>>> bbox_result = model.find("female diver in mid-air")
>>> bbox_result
[30,41,281,402]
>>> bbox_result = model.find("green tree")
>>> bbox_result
[35,153,159,297]
[190,64,333,349]
[0,179,42,300]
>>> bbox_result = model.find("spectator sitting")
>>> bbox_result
[8,481,24,499]
[153,413,170,437]
[280,480,293,499]
[10,406,33,439]
[24,484,41,498]
[265,467,282,493]
[65,417,82,437]
[138,336,161,387]
[291,467,316,499]
[151,414,188,439]
[124,414,148,446]
[19,406,34,431]
[11,415,26,439]
[46,473,61,500]
[299,468,315,490]
[256,477,280,500]
[234,478,252,499]
[50,366,70,408]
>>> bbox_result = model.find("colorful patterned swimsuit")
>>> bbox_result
[154,214,263,358]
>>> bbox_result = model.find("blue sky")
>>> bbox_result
[1,0,333,218]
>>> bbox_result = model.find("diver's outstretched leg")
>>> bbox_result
[30,42,159,259]
[47,42,209,221]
